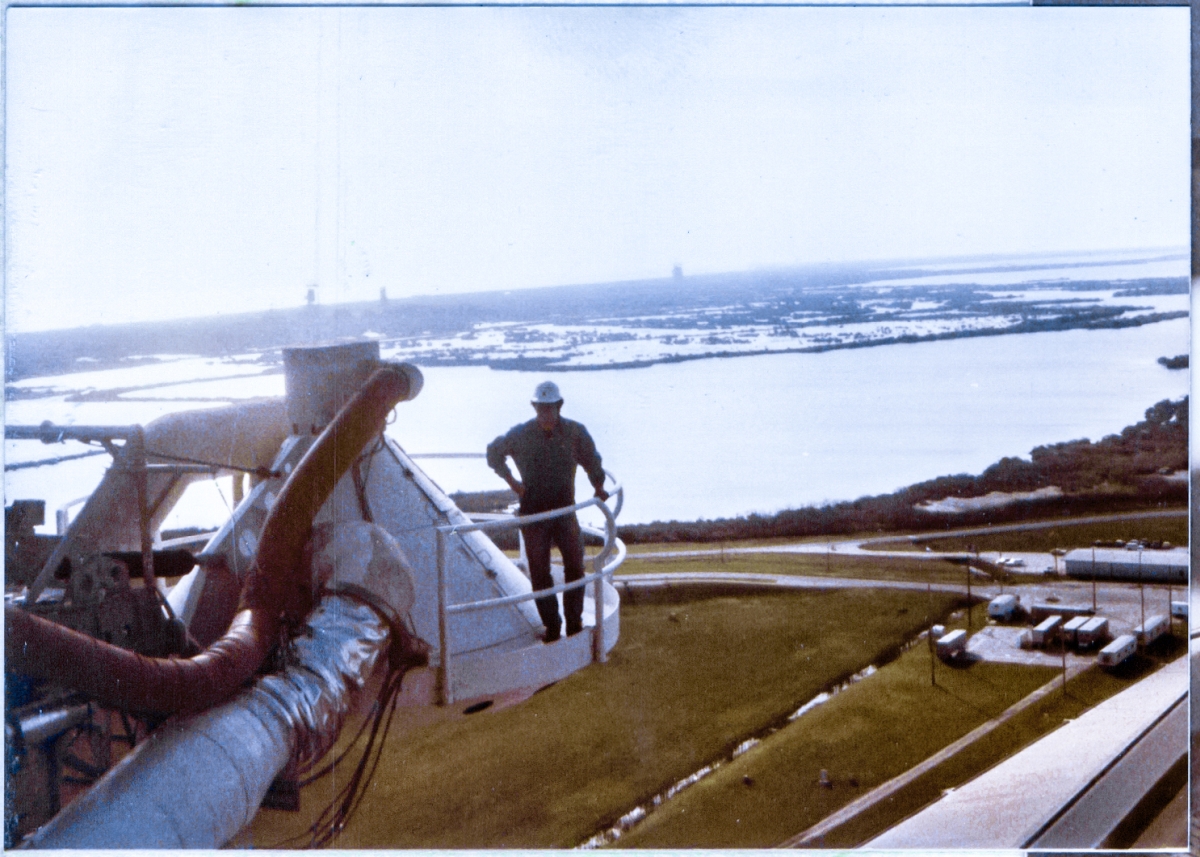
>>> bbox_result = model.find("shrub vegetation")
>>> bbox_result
[615,398,1187,545]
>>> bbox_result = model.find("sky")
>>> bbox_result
[4,6,1190,333]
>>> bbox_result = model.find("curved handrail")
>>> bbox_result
[447,562,615,615]
[430,471,625,702]
[438,471,625,614]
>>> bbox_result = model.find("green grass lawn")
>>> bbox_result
[615,604,1056,848]
[617,550,977,587]
[242,588,963,849]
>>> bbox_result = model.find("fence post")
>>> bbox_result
[436,527,451,705]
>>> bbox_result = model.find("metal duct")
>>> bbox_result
[5,364,421,715]
[22,595,393,849]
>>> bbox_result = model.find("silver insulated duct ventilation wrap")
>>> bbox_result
[25,523,420,849]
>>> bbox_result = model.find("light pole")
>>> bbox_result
[966,563,972,630]
[1091,543,1097,612]
[1061,625,1067,695]
[1138,548,1145,634]
[928,625,937,687]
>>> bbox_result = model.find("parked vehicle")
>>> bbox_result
[1170,601,1188,619]
[931,628,969,662]
[936,628,967,660]
[987,594,1019,621]
[1098,634,1137,667]
[1060,616,1087,647]
[1031,615,1062,647]
[1029,603,1093,623]
[1135,614,1169,647]
[1076,616,1109,648]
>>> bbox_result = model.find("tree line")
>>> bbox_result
[451,398,1186,546]
[615,397,1188,544]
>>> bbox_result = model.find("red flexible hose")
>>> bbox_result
[5,366,413,715]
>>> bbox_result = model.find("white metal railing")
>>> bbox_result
[433,471,625,705]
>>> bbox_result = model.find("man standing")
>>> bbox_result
[487,381,609,643]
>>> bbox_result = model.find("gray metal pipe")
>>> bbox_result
[10,704,92,747]
[22,595,391,849]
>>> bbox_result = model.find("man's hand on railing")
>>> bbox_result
[594,486,609,502]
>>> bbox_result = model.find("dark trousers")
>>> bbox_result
[522,513,586,635]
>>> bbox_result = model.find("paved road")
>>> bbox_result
[627,508,1187,579]
[615,571,978,596]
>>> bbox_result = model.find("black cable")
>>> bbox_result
[4,449,109,471]
[271,668,405,849]
[142,448,282,479]
[269,586,428,849]
[351,435,387,523]
[293,696,379,785]
[350,460,374,524]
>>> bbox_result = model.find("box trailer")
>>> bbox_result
[1098,634,1136,667]
[1076,616,1109,648]
[1170,601,1188,619]
[936,629,967,660]
[1031,615,1062,647]
[1060,615,1088,647]
[1029,603,1093,623]
[987,594,1019,621]
[1135,614,1168,647]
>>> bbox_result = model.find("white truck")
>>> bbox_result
[1076,616,1109,649]
[936,628,968,660]
[1031,615,1062,647]
[1170,600,1188,619]
[1135,614,1169,647]
[987,594,1019,622]
[1098,634,1136,667]
[1060,615,1088,647]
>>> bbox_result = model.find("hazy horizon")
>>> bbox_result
[7,245,1188,336]
[6,7,1188,333]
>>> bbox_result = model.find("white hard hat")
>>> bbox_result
[531,381,563,404]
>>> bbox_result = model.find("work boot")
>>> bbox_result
[543,626,561,644]
[566,619,583,637]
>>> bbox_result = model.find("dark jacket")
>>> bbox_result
[486,417,605,514]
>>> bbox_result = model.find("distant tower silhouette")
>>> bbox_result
[672,265,683,280]
[306,286,317,307]
[380,287,388,303]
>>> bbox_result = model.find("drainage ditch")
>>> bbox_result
[579,632,930,849]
